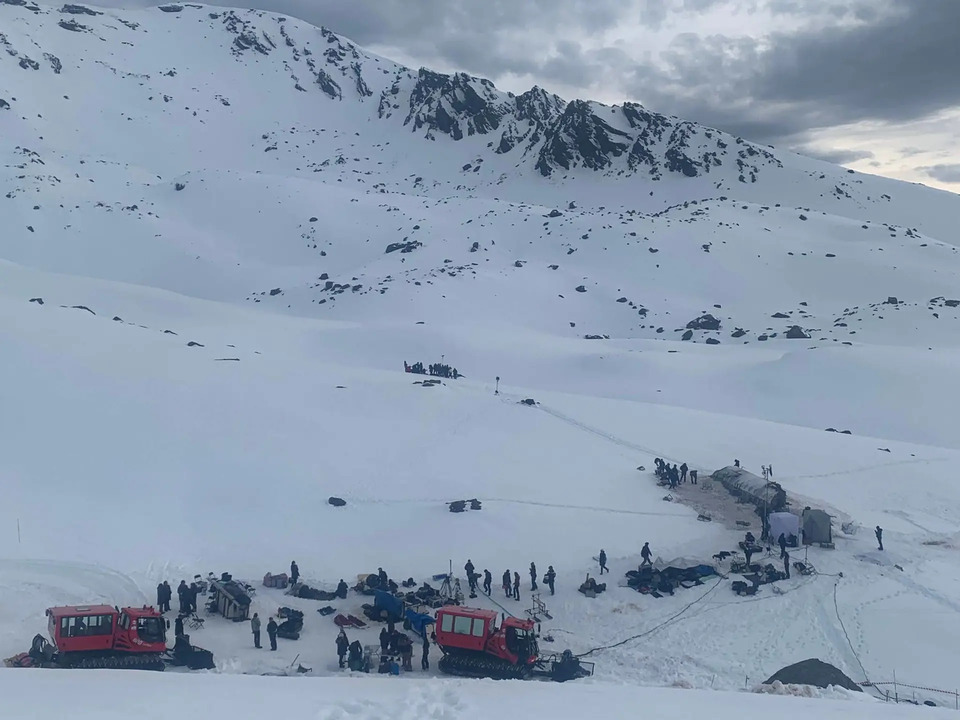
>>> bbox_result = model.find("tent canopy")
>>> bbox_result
[802,508,833,544]
[768,512,800,543]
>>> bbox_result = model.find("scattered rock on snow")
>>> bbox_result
[686,313,720,330]
[29,297,44,305]
[785,325,810,339]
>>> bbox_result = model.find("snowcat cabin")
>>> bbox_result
[47,606,118,653]
[500,616,539,664]
[115,607,167,652]
[436,607,497,652]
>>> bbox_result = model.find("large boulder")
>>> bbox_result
[686,313,721,331]
[764,659,861,693]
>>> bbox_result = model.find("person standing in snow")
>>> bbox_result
[690,469,698,485]
[464,560,476,592]
[379,627,390,652]
[421,632,430,670]
[598,549,608,575]
[177,580,189,613]
[641,542,652,567]
[290,561,299,586]
[875,526,883,551]
[680,462,688,483]
[734,458,740,468]
[483,569,492,595]
[251,612,262,649]
[156,583,165,611]
[778,533,788,559]
[174,614,184,638]
[336,579,349,598]
[529,562,538,591]
[336,629,349,668]
[783,551,790,579]
[544,566,556,595]
[502,570,511,597]
[188,582,199,613]
[163,581,173,613]
[267,617,278,651]
[512,571,520,601]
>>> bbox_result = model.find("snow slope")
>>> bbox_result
[2,1,960,714]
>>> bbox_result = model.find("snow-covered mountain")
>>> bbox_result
[3,2,960,712]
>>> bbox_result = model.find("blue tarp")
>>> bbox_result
[374,590,403,620]
[405,608,435,637]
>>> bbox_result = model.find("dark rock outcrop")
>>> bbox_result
[686,314,721,331]
[764,659,861,693]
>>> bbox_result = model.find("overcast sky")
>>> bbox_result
[108,0,960,192]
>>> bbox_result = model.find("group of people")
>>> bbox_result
[335,630,367,671]
[461,560,557,601]
[403,361,460,379]
[250,612,279,650]
[654,458,697,488]
[155,580,202,616]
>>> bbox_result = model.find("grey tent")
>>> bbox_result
[764,658,861,692]
[802,508,832,545]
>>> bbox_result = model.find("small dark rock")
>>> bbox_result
[269,288,282,296]
[681,330,693,341]
[731,328,747,338]
[29,297,44,305]
[884,296,898,305]
[71,305,95,315]
[546,209,563,218]
[785,326,810,339]
[521,398,537,406]
[112,316,123,322]
[772,312,790,319]
[575,285,586,293]
[187,341,205,347]
[328,496,347,507]
[705,338,720,345]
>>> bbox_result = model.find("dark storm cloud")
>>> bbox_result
[801,148,875,165]
[921,165,960,184]
[623,0,960,144]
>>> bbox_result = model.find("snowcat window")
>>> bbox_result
[93,614,113,636]
[119,613,130,630]
[453,615,473,635]
[471,619,485,637]
[440,614,453,632]
[61,617,89,637]
[136,617,164,644]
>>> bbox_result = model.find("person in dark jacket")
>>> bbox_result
[156,583,165,610]
[690,469,698,485]
[783,551,790,579]
[875,525,883,551]
[512,571,520,601]
[680,463,688,483]
[174,614,184,638]
[464,560,476,592]
[348,640,363,671]
[421,633,430,670]
[336,630,349,668]
[188,583,199,613]
[379,627,390,652]
[400,634,413,671]
[177,580,189,613]
[290,561,300,585]
[529,562,538,591]
[641,542,652,567]
[251,613,262,648]
[378,568,388,588]
[502,570,511,597]
[544,566,556,595]
[162,581,172,613]
[598,550,608,575]
[336,579,349,598]
[267,617,278,651]
[778,533,788,559]
[483,569,492,595]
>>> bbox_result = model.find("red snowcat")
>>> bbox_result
[5,605,168,671]
[434,606,593,681]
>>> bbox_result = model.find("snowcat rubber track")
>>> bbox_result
[438,652,529,680]
[62,653,165,671]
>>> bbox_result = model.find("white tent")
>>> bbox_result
[768,512,800,546]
